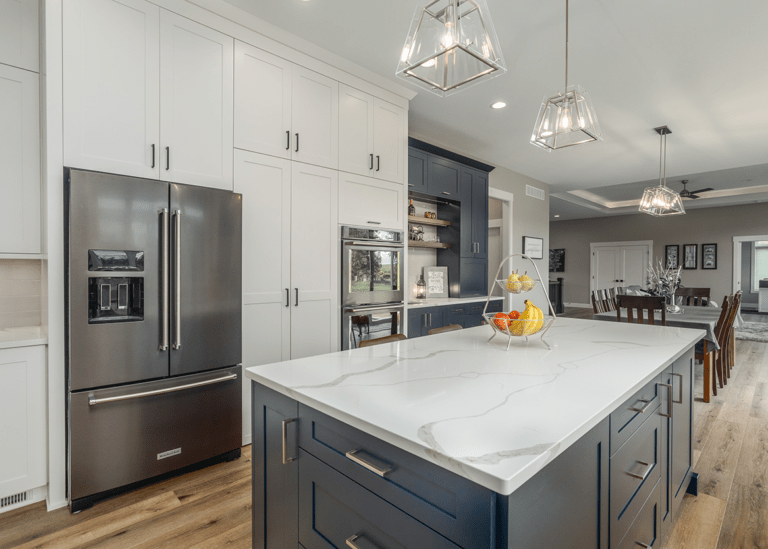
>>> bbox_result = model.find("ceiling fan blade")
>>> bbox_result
[690,188,714,194]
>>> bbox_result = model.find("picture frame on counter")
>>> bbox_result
[424,266,449,298]
[523,236,544,260]
[702,243,717,269]
[665,245,679,269]
[683,244,697,269]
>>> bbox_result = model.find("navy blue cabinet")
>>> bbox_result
[427,155,461,197]
[408,149,428,194]
[407,300,503,339]
[407,306,442,338]
[459,167,488,260]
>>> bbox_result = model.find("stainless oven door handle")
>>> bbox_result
[344,303,404,314]
[344,241,404,249]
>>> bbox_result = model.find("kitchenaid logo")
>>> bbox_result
[157,448,181,460]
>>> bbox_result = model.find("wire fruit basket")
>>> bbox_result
[482,254,557,350]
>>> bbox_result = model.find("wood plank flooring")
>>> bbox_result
[0,308,765,549]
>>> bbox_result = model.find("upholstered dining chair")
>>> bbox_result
[428,324,463,335]
[616,295,666,326]
[676,287,711,307]
[358,334,407,348]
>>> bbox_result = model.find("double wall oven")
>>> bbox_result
[341,226,404,350]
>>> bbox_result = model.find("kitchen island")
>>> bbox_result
[246,318,705,549]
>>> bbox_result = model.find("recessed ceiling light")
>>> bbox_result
[491,102,506,109]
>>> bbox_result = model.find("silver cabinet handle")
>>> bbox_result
[626,460,653,480]
[295,288,299,307]
[442,191,450,195]
[347,534,379,549]
[367,221,381,225]
[285,288,290,307]
[628,398,651,413]
[672,372,684,404]
[282,418,298,464]
[88,373,237,406]
[159,208,169,351]
[635,542,651,548]
[173,210,182,350]
[423,314,428,328]
[658,382,672,418]
[345,449,392,477]
[408,183,414,187]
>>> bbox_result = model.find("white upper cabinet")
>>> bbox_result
[0,0,39,72]
[160,10,233,190]
[63,0,160,179]
[338,84,374,177]
[234,41,292,160]
[373,98,405,184]
[0,64,40,254]
[338,173,403,231]
[291,66,338,170]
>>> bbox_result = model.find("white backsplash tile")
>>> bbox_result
[0,259,42,329]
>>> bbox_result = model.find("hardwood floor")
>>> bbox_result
[0,309,765,549]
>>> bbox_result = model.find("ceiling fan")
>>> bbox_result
[679,180,714,200]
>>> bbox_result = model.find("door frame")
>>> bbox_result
[590,240,653,292]
[732,234,768,295]
[488,188,514,311]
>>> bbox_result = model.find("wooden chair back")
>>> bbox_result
[675,287,710,307]
[616,295,666,326]
[428,324,463,335]
[616,287,626,295]
[713,296,733,343]
[358,334,407,348]
[726,291,742,335]
[591,289,615,313]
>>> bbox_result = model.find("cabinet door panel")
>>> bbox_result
[234,41,292,159]
[0,0,38,72]
[160,10,233,190]
[373,98,405,184]
[0,64,40,253]
[427,156,460,197]
[63,0,160,179]
[460,258,487,297]
[338,173,403,230]
[472,172,488,258]
[338,84,374,177]
[459,168,474,257]
[671,355,692,506]
[291,66,338,170]
[408,148,428,193]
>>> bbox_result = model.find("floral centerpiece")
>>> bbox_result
[646,260,683,312]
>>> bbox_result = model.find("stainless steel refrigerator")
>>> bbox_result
[65,168,242,512]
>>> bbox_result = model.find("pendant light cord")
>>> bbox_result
[565,0,569,91]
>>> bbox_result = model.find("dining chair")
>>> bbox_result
[616,295,666,326]
[697,296,731,398]
[591,290,604,314]
[675,287,711,307]
[616,286,626,295]
[428,324,463,335]
[723,290,742,378]
[604,289,617,312]
[358,334,407,348]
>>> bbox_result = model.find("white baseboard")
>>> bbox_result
[242,434,252,446]
[564,302,592,308]
[0,486,48,515]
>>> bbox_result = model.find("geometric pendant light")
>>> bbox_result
[639,126,686,217]
[396,0,507,97]
[530,0,601,150]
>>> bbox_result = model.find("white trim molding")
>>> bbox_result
[732,234,768,295]
[488,187,514,310]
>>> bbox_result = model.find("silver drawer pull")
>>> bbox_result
[345,449,393,477]
[628,398,651,413]
[635,543,651,548]
[282,418,298,464]
[347,534,379,549]
[442,191,451,195]
[672,372,684,404]
[88,373,237,406]
[627,460,653,480]
[658,382,673,418]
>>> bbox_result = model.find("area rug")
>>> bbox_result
[735,322,768,343]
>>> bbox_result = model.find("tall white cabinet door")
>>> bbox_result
[160,10,233,190]
[373,98,405,184]
[290,164,338,359]
[291,66,338,170]
[234,41,292,160]
[63,0,160,179]
[338,84,374,177]
[234,150,291,444]
[0,64,40,253]
[0,0,39,72]
[0,346,46,497]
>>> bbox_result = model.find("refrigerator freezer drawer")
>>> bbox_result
[69,366,242,504]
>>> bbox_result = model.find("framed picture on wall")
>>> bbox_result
[702,243,717,269]
[665,245,679,269]
[523,236,544,259]
[549,249,565,272]
[683,244,697,269]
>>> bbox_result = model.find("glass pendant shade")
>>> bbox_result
[530,85,601,151]
[396,0,506,96]
[638,185,686,217]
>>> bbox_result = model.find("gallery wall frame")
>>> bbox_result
[701,243,717,269]
[683,244,698,269]
[665,245,679,269]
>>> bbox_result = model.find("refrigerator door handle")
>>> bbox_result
[160,208,169,351]
[173,209,182,350]
[87,373,238,406]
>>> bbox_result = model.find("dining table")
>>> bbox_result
[592,306,743,402]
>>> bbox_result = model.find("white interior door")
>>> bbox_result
[620,247,649,288]
[160,9,233,189]
[0,0,39,72]
[291,66,338,170]
[290,164,338,359]
[0,64,40,254]
[594,247,619,291]
[593,243,651,291]
[338,84,374,177]
[234,150,291,444]
[63,0,160,179]
[234,41,292,159]
[373,98,405,184]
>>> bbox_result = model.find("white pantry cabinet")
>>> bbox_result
[338,173,404,230]
[0,64,40,254]
[0,0,38,72]
[290,67,338,170]
[338,85,405,184]
[0,346,47,500]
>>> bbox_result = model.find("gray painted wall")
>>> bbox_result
[549,202,768,305]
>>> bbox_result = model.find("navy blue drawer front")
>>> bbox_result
[442,305,466,327]
[611,374,662,455]
[617,479,660,549]
[299,450,460,549]
[298,405,495,549]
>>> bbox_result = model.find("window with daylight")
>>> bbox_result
[754,241,768,292]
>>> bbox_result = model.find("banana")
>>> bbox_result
[511,300,544,336]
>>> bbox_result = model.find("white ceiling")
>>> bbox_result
[224,0,768,197]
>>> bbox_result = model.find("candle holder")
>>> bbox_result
[415,274,426,299]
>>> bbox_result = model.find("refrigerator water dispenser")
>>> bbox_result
[88,277,144,323]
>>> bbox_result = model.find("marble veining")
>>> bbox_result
[245,318,704,495]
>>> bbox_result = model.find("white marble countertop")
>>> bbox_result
[0,326,48,350]
[407,295,504,308]
[245,318,704,495]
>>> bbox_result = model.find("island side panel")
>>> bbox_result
[252,382,299,549]
[498,416,609,549]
